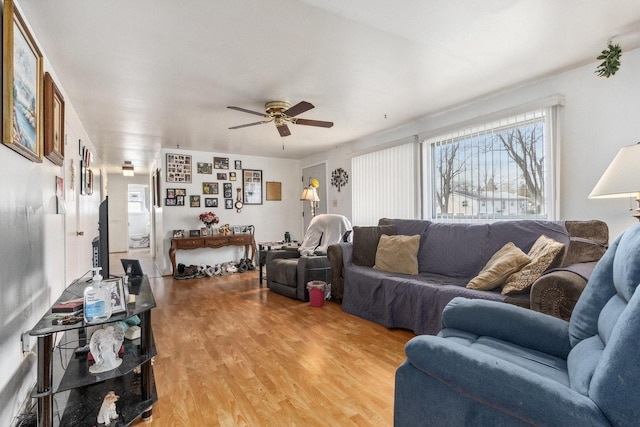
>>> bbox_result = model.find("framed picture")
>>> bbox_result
[214,156,229,169]
[197,162,212,174]
[176,195,185,206]
[167,188,176,199]
[233,225,241,234]
[229,172,237,181]
[86,169,94,195]
[173,229,185,238]
[2,0,44,162]
[200,227,208,236]
[189,229,201,237]
[235,160,242,170]
[175,188,186,196]
[217,173,227,180]
[190,195,201,207]
[205,197,218,207]
[166,153,192,182]
[223,182,232,198]
[266,181,282,201]
[225,198,233,209]
[43,72,65,166]
[203,182,218,195]
[106,278,126,314]
[165,198,177,206]
[243,169,263,205]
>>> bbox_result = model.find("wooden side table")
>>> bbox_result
[169,234,256,277]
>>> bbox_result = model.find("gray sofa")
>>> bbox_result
[328,219,608,335]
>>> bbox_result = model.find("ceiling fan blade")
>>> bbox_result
[277,124,292,137]
[293,118,334,128]
[227,106,269,118]
[229,121,267,130]
[283,101,314,117]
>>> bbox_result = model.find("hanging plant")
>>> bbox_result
[595,42,622,78]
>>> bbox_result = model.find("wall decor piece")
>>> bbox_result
[225,198,233,209]
[197,162,212,174]
[165,198,177,206]
[43,72,65,166]
[190,195,201,207]
[235,160,242,170]
[2,0,44,162]
[167,188,176,199]
[214,156,229,169]
[217,173,227,180]
[243,169,263,204]
[189,229,201,237]
[205,197,218,207]
[223,182,232,198]
[229,172,237,181]
[175,195,185,206]
[173,229,185,238]
[166,153,192,182]
[266,181,282,201]
[56,176,65,214]
[86,169,94,195]
[331,167,349,192]
[202,182,218,195]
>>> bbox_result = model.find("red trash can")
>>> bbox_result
[307,281,326,307]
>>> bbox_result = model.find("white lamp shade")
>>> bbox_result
[300,186,320,202]
[589,144,640,199]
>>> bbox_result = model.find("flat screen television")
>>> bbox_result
[92,196,110,278]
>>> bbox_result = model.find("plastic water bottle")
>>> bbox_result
[84,268,113,323]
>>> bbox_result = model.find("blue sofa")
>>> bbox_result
[394,223,640,426]
[330,219,608,335]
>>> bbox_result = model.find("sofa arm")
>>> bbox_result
[327,244,344,301]
[530,262,596,321]
[265,249,300,264]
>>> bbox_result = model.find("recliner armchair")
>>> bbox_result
[266,214,352,301]
[395,223,640,426]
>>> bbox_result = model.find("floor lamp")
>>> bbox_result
[589,142,640,220]
[300,186,320,217]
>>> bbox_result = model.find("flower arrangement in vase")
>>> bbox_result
[199,211,220,235]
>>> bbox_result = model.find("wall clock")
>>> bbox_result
[331,168,349,192]
[235,188,243,212]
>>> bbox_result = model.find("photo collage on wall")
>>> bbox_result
[164,155,249,209]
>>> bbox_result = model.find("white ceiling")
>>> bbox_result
[17,0,640,174]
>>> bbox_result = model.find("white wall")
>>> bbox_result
[305,47,640,242]
[158,148,302,274]
[107,173,151,253]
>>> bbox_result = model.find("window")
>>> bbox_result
[426,108,556,221]
[351,141,420,225]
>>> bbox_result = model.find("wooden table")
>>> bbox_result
[169,234,256,277]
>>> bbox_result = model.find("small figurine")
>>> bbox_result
[89,324,125,374]
[97,391,119,425]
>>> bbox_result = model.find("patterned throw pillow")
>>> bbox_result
[467,242,531,291]
[373,234,420,275]
[501,235,565,295]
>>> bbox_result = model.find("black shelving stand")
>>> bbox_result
[29,276,158,426]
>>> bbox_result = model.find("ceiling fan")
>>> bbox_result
[227,101,333,137]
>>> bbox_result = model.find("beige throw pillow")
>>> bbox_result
[501,235,565,295]
[373,234,420,275]
[467,242,531,291]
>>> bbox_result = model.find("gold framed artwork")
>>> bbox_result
[2,0,44,162]
[266,181,282,201]
[43,72,65,166]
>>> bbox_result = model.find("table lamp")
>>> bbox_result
[300,186,320,217]
[589,142,640,220]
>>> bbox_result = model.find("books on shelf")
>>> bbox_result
[52,298,84,313]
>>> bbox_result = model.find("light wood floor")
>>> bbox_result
[110,251,415,426]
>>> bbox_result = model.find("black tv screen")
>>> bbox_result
[92,196,110,278]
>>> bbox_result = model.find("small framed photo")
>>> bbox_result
[189,229,201,237]
[233,225,241,234]
[190,195,201,207]
[176,195,185,206]
[205,197,218,207]
[200,227,208,236]
[214,156,229,169]
[217,172,227,180]
[165,198,177,206]
[44,72,65,166]
[225,199,233,209]
[203,182,218,195]
[229,172,237,181]
[166,188,176,199]
[234,160,242,170]
[173,229,185,238]
[175,188,186,196]
[106,277,126,314]
[197,162,212,174]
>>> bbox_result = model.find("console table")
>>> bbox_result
[169,234,256,277]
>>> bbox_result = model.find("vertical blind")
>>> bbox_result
[351,141,420,225]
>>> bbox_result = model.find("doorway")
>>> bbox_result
[128,184,150,249]
[301,163,327,232]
